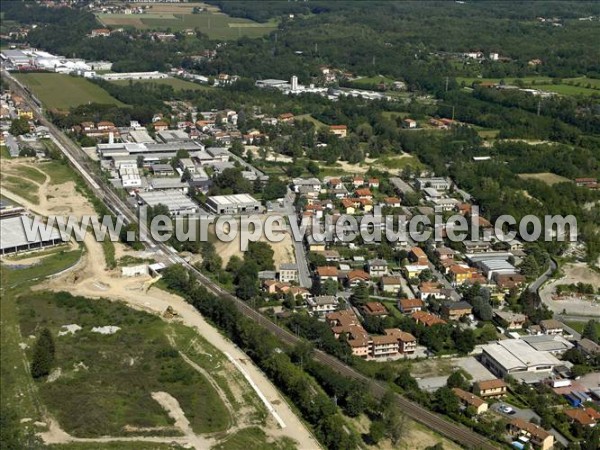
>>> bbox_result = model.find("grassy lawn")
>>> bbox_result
[456,76,554,86]
[565,320,600,335]
[1,175,40,204]
[212,426,296,450]
[49,443,184,450]
[518,172,572,186]
[563,76,600,89]
[1,248,84,431]
[110,77,212,92]
[13,73,125,111]
[1,144,11,159]
[39,160,78,185]
[535,83,600,97]
[12,165,47,184]
[17,291,231,437]
[293,114,327,129]
[376,154,425,171]
[351,75,396,87]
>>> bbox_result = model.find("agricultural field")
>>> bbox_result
[109,77,210,92]
[96,2,277,40]
[518,172,572,186]
[13,73,125,111]
[457,76,600,97]
[350,75,396,87]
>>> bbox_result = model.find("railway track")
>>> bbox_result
[4,70,499,450]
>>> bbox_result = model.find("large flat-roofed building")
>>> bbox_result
[415,177,450,191]
[206,194,261,215]
[137,191,199,216]
[480,340,561,379]
[0,216,66,255]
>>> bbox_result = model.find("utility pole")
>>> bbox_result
[452,105,455,121]
[537,99,541,116]
[445,76,449,92]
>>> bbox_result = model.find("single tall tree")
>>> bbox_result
[30,328,55,379]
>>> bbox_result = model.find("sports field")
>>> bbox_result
[109,77,211,92]
[96,2,277,40]
[13,73,125,111]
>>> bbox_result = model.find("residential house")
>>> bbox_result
[341,198,356,214]
[326,310,370,358]
[384,328,417,354]
[380,276,402,294]
[279,263,298,283]
[358,198,373,212]
[409,247,429,265]
[463,240,492,254]
[564,408,600,427]
[307,236,326,252]
[473,379,508,398]
[404,264,429,279]
[398,298,424,315]
[442,301,473,321]
[448,264,478,285]
[316,266,338,282]
[368,178,380,188]
[507,418,554,450]
[383,197,401,208]
[361,302,388,318]
[403,118,417,128]
[278,112,294,123]
[452,388,488,415]
[367,259,388,277]
[494,310,527,330]
[412,311,446,327]
[540,319,564,335]
[494,274,527,291]
[329,125,347,138]
[153,121,169,131]
[435,246,456,261]
[308,295,338,316]
[328,178,344,189]
[370,334,400,358]
[419,282,447,300]
[347,269,370,287]
[355,188,373,200]
[352,176,365,188]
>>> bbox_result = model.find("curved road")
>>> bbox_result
[5,70,498,450]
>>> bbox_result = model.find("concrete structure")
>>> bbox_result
[480,340,561,379]
[494,310,528,330]
[137,190,198,215]
[0,216,66,255]
[442,301,473,321]
[415,177,450,191]
[121,264,149,277]
[206,194,261,215]
[100,71,169,81]
[520,335,573,355]
[398,298,424,315]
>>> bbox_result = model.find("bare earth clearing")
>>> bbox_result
[540,263,600,317]
[1,158,318,449]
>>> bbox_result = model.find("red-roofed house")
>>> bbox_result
[329,125,347,138]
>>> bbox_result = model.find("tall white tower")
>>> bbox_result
[291,75,298,91]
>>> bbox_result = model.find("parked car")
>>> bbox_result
[499,404,515,415]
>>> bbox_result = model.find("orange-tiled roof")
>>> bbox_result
[355,188,372,197]
[362,302,388,316]
[412,311,446,327]
[475,379,507,391]
[452,388,486,408]
[329,125,347,130]
[317,266,338,277]
[384,328,416,342]
[399,298,424,310]
[348,269,370,281]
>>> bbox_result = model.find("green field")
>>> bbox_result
[456,76,554,86]
[535,83,600,97]
[13,73,125,111]
[350,75,396,87]
[17,291,231,437]
[96,7,277,40]
[293,114,327,129]
[110,77,211,92]
[518,172,572,186]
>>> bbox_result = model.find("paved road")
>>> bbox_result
[283,189,312,288]
[529,258,557,293]
[6,70,498,450]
